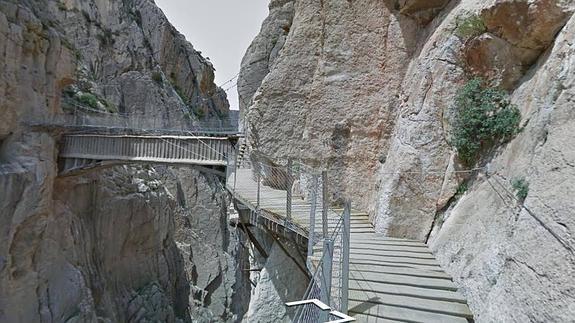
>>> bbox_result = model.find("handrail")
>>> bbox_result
[23,105,241,135]
[226,150,351,319]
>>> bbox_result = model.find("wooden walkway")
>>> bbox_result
[228,168,474,323]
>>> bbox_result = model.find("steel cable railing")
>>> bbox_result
[24,106,240,135]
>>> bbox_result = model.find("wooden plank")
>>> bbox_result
[349,280,466,304]
[348,300,469,323]
[349,270,458,291]
[349,263,452,280]
[350,259,444,272]
[349,290,472,318]
[351,254,440,266]
[351,243,432,254]
[349,313,413,323]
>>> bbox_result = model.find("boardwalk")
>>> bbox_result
[227,168,473,322]
[229,168,340,239]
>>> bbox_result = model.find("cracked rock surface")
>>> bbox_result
[0,0,246,322]
[240,0,575,321]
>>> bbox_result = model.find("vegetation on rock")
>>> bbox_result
[455,14,486,39]
[193,106,205,118]
[452,78,521,165]
[152,72,163,85]
[78,93,99,110]
[512,177,529,201]
[455,182,468,197]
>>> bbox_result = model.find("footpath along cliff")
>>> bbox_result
[239,0,575,321]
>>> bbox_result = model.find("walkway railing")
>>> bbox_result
[294,202,351,322]
[226,153,351,318]
[25,108,240,135]
[60,134,234,167]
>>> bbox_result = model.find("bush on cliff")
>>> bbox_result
[452,78,521,165]
[455,14,486,39]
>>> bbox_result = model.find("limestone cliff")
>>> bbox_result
[240,0,575,321]
[0,0,245,322]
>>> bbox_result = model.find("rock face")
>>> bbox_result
[240,0,575,321]
[430,12,575,322]
[397,0,451,25]
[464,0,572,89]
[164,167,251,322]
[241,224,308,323]
[0,0,244,322]
[239,0,418,209]
[238,0,295,120]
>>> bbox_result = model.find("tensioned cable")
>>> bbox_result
[486,173,574,254]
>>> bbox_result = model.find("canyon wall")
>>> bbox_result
[239,0,575,321]
[0,0,246,321]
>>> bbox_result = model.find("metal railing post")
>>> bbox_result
[286,159,293,223]
[233,151,238,191]
[226,158,230,187]
[307,175,318,268]
[322,171,329,237]
[320,238,334,322]
[256,169,261,217]
[342,201,351,314]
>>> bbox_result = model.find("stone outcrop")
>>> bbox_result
[242,226,308,323]
[397,0,452,25]
[238,0,295,124]
[430,13,575,322]
[463,0,573,89]
[164,167,251,322]
[240,0,418,210]
[240,0,575,321]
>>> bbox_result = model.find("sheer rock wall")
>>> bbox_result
[0,0,245,322]
[239,0,575,321]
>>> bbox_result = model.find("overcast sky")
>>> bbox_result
[155,0,270,110]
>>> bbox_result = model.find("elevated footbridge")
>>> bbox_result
[26,110,242,175]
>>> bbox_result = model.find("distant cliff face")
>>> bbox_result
[0,0,245,322]
[240,0,575,321]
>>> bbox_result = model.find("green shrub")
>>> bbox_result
[512,178,529,201]
[456,182,468,197]
[103,100,118,113]
[173,85,189,104]
[452,78,521,165]
[455,14,486,39]
[152,72,163,85]
[78,93,99,110]
[193,107,205,119]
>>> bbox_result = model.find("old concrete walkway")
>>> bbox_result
[227,168,473,323]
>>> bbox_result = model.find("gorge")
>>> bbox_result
[1,0,575,322]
